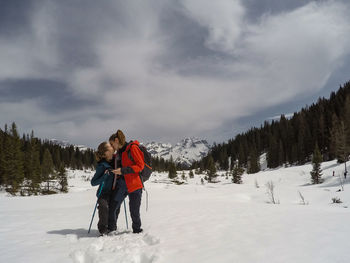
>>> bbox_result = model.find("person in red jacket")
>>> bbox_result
[109,130,144,233]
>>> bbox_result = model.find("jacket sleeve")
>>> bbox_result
[121,145,144,175]
[91,164,107,186]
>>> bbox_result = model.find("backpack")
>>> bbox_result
[127,142,152,183]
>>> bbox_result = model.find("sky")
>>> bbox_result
[0,0,350,148]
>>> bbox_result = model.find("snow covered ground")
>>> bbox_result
[1,160,350,263]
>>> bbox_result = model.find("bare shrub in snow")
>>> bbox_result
[338,173,344,191]
[255,179,259,188]
[332,197,342,204]
[298,191,309,205]
[266,181,279,204]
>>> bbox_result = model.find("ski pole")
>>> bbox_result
[143,188,149,212]
[88,177,106,234]
[123,199,128,229]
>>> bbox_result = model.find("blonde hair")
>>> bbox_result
[109,129,126,146]
[95,142,109,162]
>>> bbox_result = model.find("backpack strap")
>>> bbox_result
[127,142,138,164]
[126,142,146,189]
[127,143,151,168]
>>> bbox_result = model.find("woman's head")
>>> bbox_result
[109,129,126,151]
[95,142,114,162]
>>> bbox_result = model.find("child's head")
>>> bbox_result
[109,129,126,151]
[95,142,114,162]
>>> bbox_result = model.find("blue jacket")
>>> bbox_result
[91,160,114,197]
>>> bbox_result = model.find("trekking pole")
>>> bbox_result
[123,199,129,229]
[88,172,107,234]
[144,188,149,212]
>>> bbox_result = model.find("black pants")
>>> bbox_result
[97,193,119,233]
[115,189,142,232]
[97,194,109,234]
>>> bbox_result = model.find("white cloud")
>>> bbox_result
[237,0,350,101]
[180,0,245,53]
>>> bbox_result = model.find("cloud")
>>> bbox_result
[180,0,245,53]
[1,0,350,146]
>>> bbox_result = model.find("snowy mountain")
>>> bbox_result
[49,139,89,152]
[145,137,210,167]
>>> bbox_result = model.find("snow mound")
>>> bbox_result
[69,231,161,263]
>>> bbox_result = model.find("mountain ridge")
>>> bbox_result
[145,137,210,167]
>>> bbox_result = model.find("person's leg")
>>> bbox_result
[108,195,126,231]
[109,179,128,231]
[129,189,142,233]
[97,196,109,234]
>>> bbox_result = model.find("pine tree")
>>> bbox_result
[267,134,278,168]
[297,118,306,164]
[62,149,70,167]
[1,125,10,186]
[219,150,229,170]
[232,160,244,184]
[344,95,350,173]
[329,113,340,160]
[42,148,54,192]
[75,148,83,170]
[238,143,245,166]
[30,134,42,194]
[23,135,33,182]
[58,163,68,193]
[290,145,298,165]
[247,147,260,174]
[278,140,285,165]
[310,144,323,184]
[168,156,177,179]
[189,170,194,178]
[53,148,61,170]
[4,123,25,194]
[206,155,217,183]
[70,152,76,170]
[0,129,4,185]
[335,121,347,163]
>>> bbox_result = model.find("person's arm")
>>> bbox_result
[91,164,107,186]
[121,145,144,175]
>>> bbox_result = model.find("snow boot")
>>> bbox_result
[133,228,143,234]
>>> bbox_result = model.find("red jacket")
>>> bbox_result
[121,140,144,193]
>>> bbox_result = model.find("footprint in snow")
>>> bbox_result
[70,230,161,263]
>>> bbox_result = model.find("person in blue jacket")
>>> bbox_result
[90,142,116,235]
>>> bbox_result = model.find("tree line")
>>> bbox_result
[0,123,180,195]
[0,123,96,195]
[193,81,350,177]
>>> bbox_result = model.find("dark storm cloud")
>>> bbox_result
[0,0,34,37]
[0,79,96,113]
[42,0,115,69]
[157,6,216,65]
[243,0,313,21]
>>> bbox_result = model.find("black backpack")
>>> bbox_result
[127,142,152,183]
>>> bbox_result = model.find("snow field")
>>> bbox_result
[0,160,349,263]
